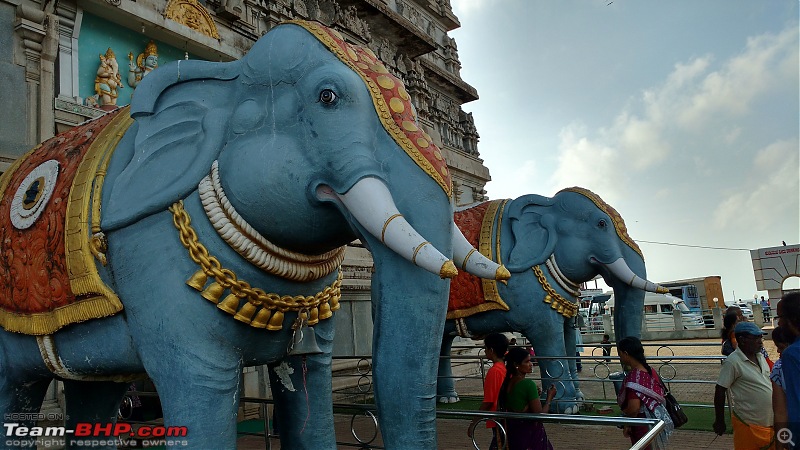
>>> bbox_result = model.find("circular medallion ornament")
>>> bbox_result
[10,159,60,230]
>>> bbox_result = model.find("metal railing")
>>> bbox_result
[117,341,735,448]
[234,397,667,450]
[438,342,726,408]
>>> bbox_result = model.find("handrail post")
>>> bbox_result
[628,419,665,450]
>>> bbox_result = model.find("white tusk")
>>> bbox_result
[327,178,457,279]
[604,258,668,293]
[452,222,510,281]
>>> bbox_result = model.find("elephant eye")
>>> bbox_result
[319,89,338,105]
[598,219,608,229]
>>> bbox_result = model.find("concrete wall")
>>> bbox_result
[0,1,32,163]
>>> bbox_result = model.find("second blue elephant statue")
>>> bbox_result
[439,187,668,413]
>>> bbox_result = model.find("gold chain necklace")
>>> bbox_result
[533,265,578,318]
[170,200,342,331]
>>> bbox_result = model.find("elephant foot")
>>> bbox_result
[575,389,585,404]
[437,395,460,404]
[554,401,580,414]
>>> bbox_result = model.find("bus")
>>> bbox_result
[585,292,706,332]
[665,285,700,310]
[659,276,724,312]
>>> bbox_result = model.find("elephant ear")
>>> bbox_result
[505,194,557,272]
[103,60,241,230]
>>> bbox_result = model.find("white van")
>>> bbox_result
[593,292,706,331]
[731,301,756,320]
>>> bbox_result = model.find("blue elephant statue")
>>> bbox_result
[438,187,667,413]
[0,21,507,449]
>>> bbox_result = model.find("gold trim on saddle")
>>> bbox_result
[446,199,510,320]
[479,199,509,308]
[0,108,131,335]
[65,107,132,312]
[170,201,342,331]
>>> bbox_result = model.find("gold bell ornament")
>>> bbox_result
[287,313,322,356]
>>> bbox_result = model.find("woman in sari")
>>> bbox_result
[616,336,673,450]
[497,347,557,450]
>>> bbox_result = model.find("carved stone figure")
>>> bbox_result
[216,0,245,21]
[438,188,667,413]
[127,40,159,89]
[94,47,123,108]
[0,21,506,449]
[163,0,220,39]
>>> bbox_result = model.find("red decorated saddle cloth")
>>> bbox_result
[447,199,510,320]
[0,107,133,335]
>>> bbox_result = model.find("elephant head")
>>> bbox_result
[504,187,666,340]
[94,21,505,448]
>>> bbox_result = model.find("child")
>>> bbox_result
[468,333,509,450]
[601,334,612,363]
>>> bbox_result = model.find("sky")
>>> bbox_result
[449,0,799,304]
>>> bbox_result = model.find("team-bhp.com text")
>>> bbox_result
[4,422,188,447]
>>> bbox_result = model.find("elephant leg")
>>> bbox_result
[63,380,132,450]
[268,320,336,450]
[436,333,459,403]
[141,343,243,448]
[528,329,578,414]
[0,332,55,449]
[0,377,52,450]
[563,321,585,409]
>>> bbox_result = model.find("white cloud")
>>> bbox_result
[616,115,671,170]
[450,0,492,17]
[712,138,800,231]
[549,124,623,203]
[548,24,799,208]
[486,159,539,199]
[677,25,799,129]
[723,127,742,145]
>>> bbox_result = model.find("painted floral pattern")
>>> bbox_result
[0,109,121,314]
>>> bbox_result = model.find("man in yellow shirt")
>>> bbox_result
[713,322,774,449]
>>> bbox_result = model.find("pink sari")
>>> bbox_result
[617,368,673,450]
[617,368,665,412]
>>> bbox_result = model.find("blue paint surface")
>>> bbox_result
[3,21,459,450]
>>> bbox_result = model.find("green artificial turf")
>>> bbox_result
[237,418,267,435]
[574,402,732,434]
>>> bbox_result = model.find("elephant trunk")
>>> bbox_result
[451,223,511,281]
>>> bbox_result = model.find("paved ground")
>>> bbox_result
[236,338,769,449]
